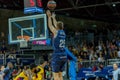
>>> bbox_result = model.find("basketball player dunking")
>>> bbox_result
[46,10,67,80]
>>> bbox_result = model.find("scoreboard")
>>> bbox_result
[24,0,43,14]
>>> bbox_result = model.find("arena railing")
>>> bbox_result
[76,58,120,71]
[1,52,119,68]
[4,54,35,65]
[107,59,120,66]
[77,60,107,71]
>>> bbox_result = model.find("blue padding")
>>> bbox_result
[6,59,17,64]
[46,39,51,45]
[77,67,116,79]
[94,69,108,78]
[20,59,35,65]
[77,68,93,78]
[0,59,4,64]
[64,47,77,80]
[69,60,77,80]
[64,47,77,61]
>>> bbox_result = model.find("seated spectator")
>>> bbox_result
[92,57,97,61]
[92,65,98,72]
[78,56,82,62]
[0,44,7,54]
[0,32,6,45]
[116,38,120,47]
[98,42,103,51]
[98,54,104,62]
[113,50,118,59]
[7,54,15,59]
[72,49,79,56]
[89,50,94,61]
[103,50,108,60]
[15,58,21,67]
[93,53,98,60]
[79,51,84,58]
[118,48,120,58]
[82,44,88,52]
[0,65,5,80]
[68,45,73,52]
[10,48,18,54]
[109,42,116,52]
[0,51,2,54]
[99,64,104,70]
[99,51,103,57]
[83,52,89,60]
[76,45,81,53]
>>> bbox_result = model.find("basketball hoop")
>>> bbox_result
[17,35,30,48]
[17,35,30,42]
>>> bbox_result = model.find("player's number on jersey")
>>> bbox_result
[59,40,65,48]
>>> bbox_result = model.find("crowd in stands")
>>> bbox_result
[69,39,120,61]
[0,32,18,54]
[66,28,120,63]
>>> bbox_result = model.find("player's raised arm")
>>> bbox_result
[51,13,57,28]
[46,10,56,34]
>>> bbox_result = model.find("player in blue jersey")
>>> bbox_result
[46,10,67,80]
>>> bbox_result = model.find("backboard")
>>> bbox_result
[8,14,48,44]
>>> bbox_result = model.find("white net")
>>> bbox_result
[17,37,28,48]
[20,40,28,48]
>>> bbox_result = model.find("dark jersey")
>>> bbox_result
[53,30,66,52]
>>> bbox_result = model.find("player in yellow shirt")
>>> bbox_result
[33,59,47,80]
[14,64,37,80]
[13,71,29,80]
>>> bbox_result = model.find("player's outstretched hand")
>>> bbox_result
[46,10,51,17]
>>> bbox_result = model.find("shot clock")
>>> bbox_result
[24,0,43,14]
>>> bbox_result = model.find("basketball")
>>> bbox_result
[47,0,56,10]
